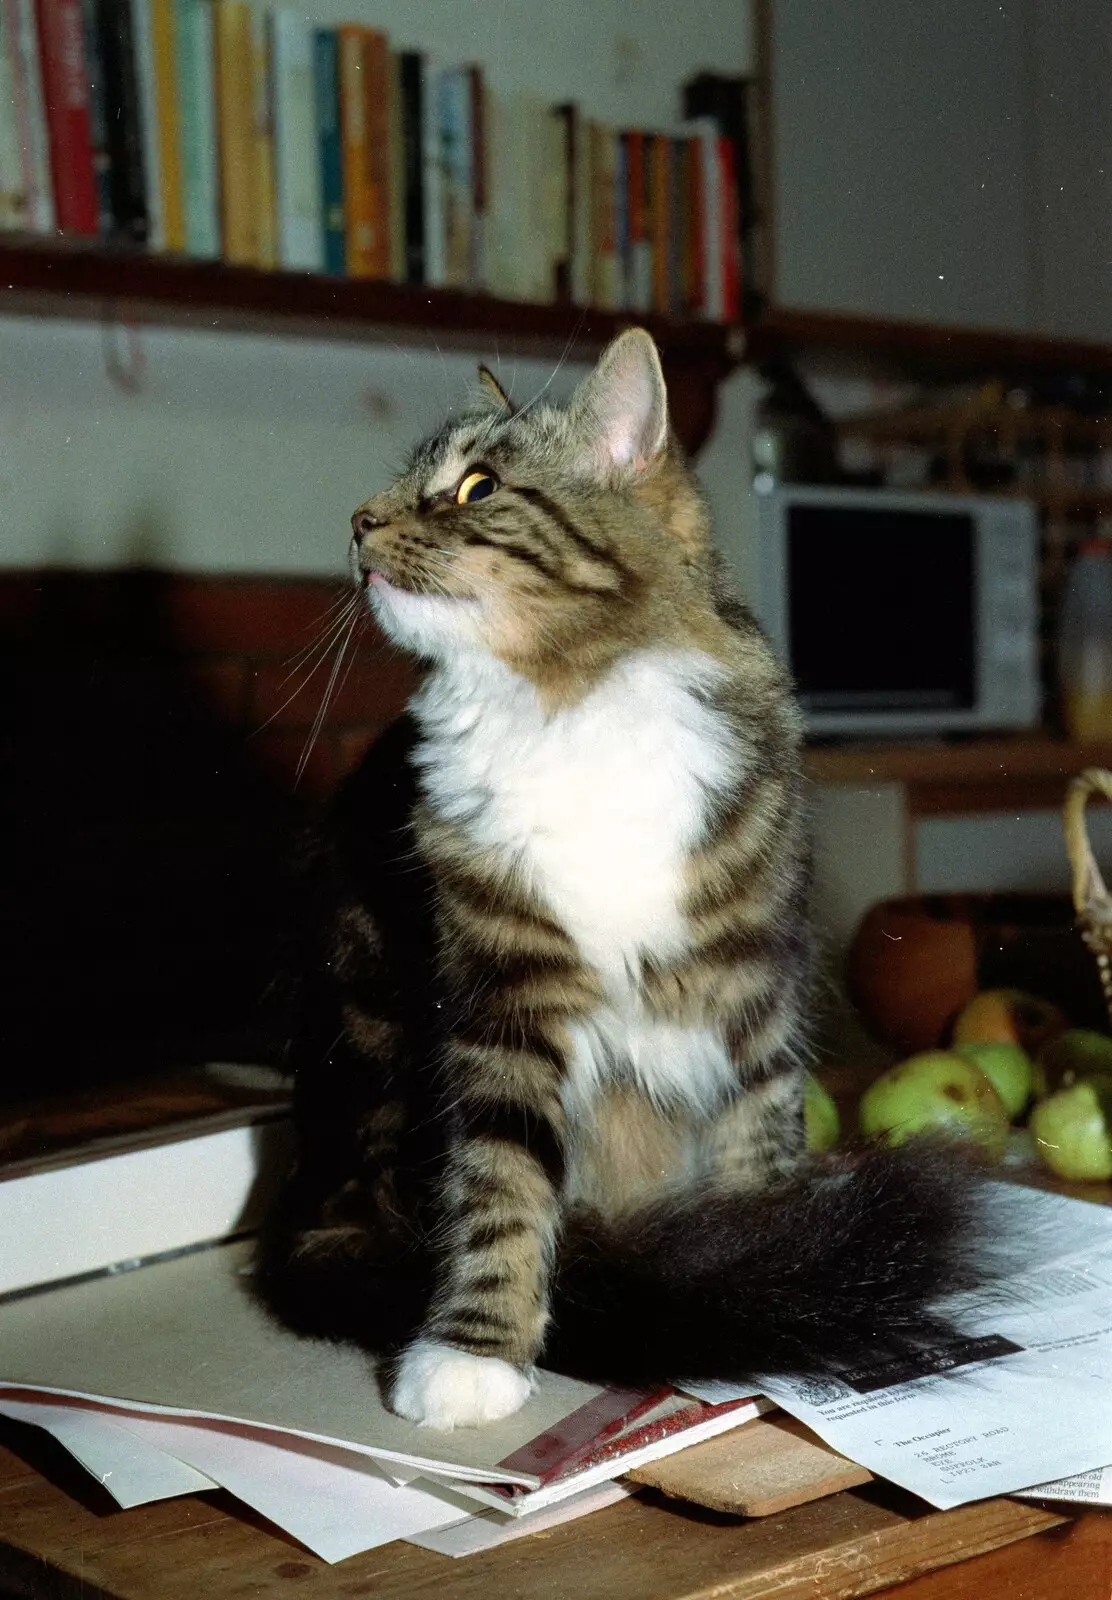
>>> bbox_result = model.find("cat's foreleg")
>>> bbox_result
[391,1081,564,1428]
[701,1063,807,1186]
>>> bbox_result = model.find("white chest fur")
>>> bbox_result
[413,650,743,1116]
[414,650,737,977]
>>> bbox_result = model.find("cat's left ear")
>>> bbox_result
[571,329,669,477]
[477,363,515,414]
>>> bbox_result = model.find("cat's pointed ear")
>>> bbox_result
[477,363,515,414]
[571,329,669,477]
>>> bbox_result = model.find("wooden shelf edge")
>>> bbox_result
[0,235,744,367]
[804,735,1112,788]
[749,305,1112,379]
[9,238,1112,383]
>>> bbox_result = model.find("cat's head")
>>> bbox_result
[351,330,716,691]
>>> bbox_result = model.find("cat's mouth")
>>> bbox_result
[364,568,468,605]
[363,563,485,658]
[363,568,416,596]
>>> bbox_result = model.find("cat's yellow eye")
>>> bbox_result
[456,470,499,505]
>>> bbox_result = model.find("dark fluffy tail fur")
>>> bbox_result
[257,1143,998,1387]
[547,1143,994,1386]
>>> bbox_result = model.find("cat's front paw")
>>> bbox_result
[390,1339,533,1429]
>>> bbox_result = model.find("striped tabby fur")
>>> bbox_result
[260,332,984,1429]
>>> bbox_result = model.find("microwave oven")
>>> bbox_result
[751,485,1041,737]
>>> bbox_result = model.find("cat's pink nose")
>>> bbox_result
[351,510,380,544]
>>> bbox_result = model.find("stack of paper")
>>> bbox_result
[0,1238,762,1562]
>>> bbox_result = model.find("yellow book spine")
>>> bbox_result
[150,0,185,252]
[214,0,257,265]
[252,12,277,269]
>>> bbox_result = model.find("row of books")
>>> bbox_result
[0,0,757,320]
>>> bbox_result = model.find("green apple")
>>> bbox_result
[1035,1029,1112,1098]
[1029,1080,1112,1181]
[954,1042,1035,1120]
[859,1050,1010,1161]
[804,1074,840,1151]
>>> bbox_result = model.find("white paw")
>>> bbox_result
[390,1339,533,1429]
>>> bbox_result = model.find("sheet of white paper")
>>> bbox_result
[407,1481,633,1557]
[688,1186,1112,1511]
[376,1460,423,1485]
[0,1395,215,1507]
[1019,1464,1112,1506]
[104,1413,471,1563]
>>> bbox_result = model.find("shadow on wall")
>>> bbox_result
[0,566,415,1105]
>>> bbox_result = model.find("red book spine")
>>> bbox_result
[34,0,97,233]
[718,135,741,321]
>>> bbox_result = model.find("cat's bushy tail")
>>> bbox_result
[548,1143,993,1385]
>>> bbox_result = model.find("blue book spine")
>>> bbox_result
[313,27,345,276]
[174,0,219,258]
[80,0,114,235]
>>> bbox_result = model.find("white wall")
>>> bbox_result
[917,808,1112,896]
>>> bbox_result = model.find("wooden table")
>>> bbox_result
[0,1416,1107,1600]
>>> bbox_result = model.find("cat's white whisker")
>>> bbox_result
[274,594,361,690]
[250,601,362,739]
[295,608,362,783]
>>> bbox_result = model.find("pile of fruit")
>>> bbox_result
[805,989,1112,1180]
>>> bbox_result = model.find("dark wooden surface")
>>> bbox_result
[0,1422,1085,1600]
[804,734,1112,818]
[0,1070,289,1179]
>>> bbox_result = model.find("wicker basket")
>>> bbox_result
[1064,769,1112,1030]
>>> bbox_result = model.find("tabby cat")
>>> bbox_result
[260,330,979,1430]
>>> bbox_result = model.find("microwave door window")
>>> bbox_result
[786,507,977,713]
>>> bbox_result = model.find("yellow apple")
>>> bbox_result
[952,989,1065,1057]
